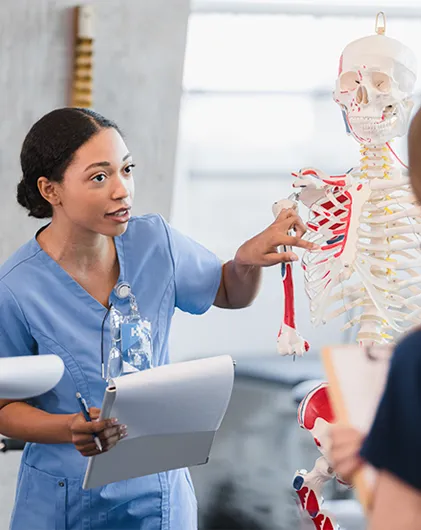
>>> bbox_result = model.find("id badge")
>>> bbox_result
[121,319,153,370]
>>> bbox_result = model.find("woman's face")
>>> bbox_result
[55,128,135,237]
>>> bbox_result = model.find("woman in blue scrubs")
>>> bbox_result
[0,107,316,530]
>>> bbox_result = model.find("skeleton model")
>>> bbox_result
[273,14,420,530]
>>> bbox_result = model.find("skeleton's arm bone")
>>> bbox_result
[272,198,309,356]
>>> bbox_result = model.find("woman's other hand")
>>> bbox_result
[69,407,127,457]
[329,424,365,484]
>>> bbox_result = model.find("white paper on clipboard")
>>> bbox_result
[322,343,393,512]
[83,355,235,490]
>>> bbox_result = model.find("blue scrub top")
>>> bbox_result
[0,214,222,530]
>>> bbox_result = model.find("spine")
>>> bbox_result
[357,144,395,345]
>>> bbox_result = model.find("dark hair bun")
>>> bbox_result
[16,178,52,219]
[16,179,30,210]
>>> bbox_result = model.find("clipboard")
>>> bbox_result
[322,343,393,513]
[83,355,234,490]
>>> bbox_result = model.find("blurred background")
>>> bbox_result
[1,0,421,529]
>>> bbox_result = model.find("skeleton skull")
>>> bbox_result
[333,34,417,145]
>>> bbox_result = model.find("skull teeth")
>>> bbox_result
[349,116,396,134]
[349,116,394,123]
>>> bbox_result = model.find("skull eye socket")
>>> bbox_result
[371,72,391,92]
[339,71,360,92]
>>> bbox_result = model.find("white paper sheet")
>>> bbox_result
[105,354,234,438]
[84,355,234,489]
[0,355,65,399]
[329,344,392,435]
[323,344,393,503]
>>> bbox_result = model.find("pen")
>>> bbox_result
[75,392,103,452]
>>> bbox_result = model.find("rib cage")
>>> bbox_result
[298,145,421,345]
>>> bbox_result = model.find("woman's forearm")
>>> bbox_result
[0,401,76,444]
[214,260,262,309]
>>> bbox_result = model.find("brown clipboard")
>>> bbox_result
[322,344,393,514]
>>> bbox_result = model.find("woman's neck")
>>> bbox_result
[37,219,115,272]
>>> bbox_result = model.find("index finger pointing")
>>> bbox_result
[295,239,320,251]
[283,235,319,251]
